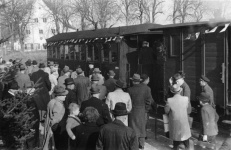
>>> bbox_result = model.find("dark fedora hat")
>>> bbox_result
[173,73,184,80]
[65,78,74,85]
[115,79,125,88]
[93,68,101,73]
[76,68,83,74]
[32,60,37,65]
[108,70,115,76]
[91,74,99,81]
[112,102,128,116]
[63,66,70,73]
[200,75,210,82]
[197,92,210,103]
[170,84,182,94]
[19,65,26,71]
[130,74,141,82]
[39,63,46,68]
[90,84,100,94]
[53,85,68,96]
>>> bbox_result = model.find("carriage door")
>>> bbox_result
[204,31,226,115]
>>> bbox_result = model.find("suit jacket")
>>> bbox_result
[181,82,192,113]
[201,104,219,136]
[30,69,51,110]
[104,78,116,93]
[70,122,100,150]
[80,97,112,126]
[74,75,90,105]
[15,72,31,89]
[165,94,191,141]
[64,88,77,108]
[202,84,215,107]
[96,119,138,150]
[128,84,153,137]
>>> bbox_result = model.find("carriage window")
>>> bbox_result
[170,35,180,57]
[80,45,86,61]
[111,43,118,63]
[69,45,75,60]
[48,47,52,58]
[60,45,65,59]
[65,45,69,59]
[52,46,56,58]
[56,47,60,59]
[87,45,93,61]
[102,44,109,62]
[75,45,80,60]
[94,45,99,61]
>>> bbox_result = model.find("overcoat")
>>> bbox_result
[15,72,31,89]
[202,84,215,107]
[69,122,100,150]
[201,104,219,136]
[96,119,138,150]
[58,74,68,89]
[128,84,153,138]
[30,69,51,111]
[74,75,90,105]
[80,97,112,126]
[165,94,191,141]
[219,137,231,150]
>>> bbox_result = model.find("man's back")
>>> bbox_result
[30,70,51,92]
[74,75,90,104]
[96,119,138,150]
[15,72,31,89]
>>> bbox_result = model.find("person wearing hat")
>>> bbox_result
[106,79,132,125]
[44,61,54,75]
[200,75,215,108]
[49,68,58,96]
[64,78,77,108]
[91,74,107,101]
[198,92,218,148]
[88,64,94,77]
[25,59,33,75]
[30,62,51,124]
[31,60,39,74]
[89,68,105,85]
[15,64,31,90]
[73,68,91,105]
[128,73,153,149]
[58,66,70,88]
[165,84,191,150]
[43,85,69,150]
[80,84,111,126]
[96,102,138,150]
[104,70,117,93]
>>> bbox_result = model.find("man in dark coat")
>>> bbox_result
[64,78,78,108]
[30,63,51,121]
[128,74,153,149]
[73,68,90,105]
[200,75,215,108]
[15,65,31,90]
[70,107,100,150]
[80,84,111,126]
[104,70,116,93]
[96,102,138,150]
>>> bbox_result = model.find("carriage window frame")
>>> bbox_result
[170,35,180,57]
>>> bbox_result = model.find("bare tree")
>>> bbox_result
[119,0,135,25]
[72,0,121,30]
[0,0,34,51]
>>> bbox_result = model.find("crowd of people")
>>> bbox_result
[0,56,230,150]
[0,58,155,150]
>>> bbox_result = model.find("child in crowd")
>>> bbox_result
[66,103,81,140]
[198,92,219,148]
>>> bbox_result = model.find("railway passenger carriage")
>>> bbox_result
[47,21,231,116]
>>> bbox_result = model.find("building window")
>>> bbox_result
[31,44,34,50]
[34,18,38,23]
[26,30,30,34]
[25,44,27,50]
[170,35,180,57]
[39,29,43,34]
[51,29,55,34]
[43,18,47,22]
